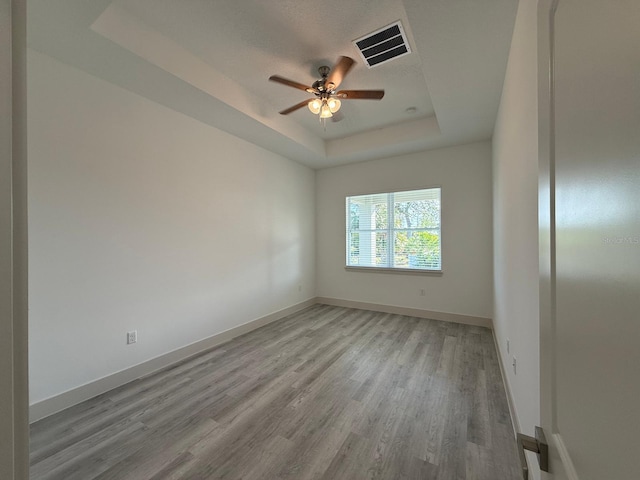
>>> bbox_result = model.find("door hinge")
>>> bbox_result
[517,426,549,479]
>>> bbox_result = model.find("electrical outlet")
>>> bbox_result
[420,289,426,296]
[507,338,510,354]
[298,284,302,292]
[127,330,137,345]
[512,356,517,375]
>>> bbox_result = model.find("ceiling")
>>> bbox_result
[28,0,518,168]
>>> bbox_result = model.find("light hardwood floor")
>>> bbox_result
[30,305,521,479]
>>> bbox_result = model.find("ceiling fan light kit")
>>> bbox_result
[269,56,384,123]
[309,97,341,118]
[308,98,322,115]
[327,98,341,113]
[319,104,333,119]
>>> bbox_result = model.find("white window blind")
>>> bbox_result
[346,187,441,271]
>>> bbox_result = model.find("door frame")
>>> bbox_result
[537,0,578,477]
[0,0,29,479]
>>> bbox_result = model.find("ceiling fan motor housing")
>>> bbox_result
[313,66,333,93]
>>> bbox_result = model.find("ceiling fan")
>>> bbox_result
[269,56,385,120]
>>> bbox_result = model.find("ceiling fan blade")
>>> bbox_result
[279,99,312,115]
[326,56,355,90]
[336,89,385,100]
[331,111,345,123]
[269,75,315,93]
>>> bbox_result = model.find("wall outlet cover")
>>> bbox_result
[127,330,137,345]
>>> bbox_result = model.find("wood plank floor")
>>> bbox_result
[30,305,521,479]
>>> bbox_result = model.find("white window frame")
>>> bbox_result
[345,187,442,274]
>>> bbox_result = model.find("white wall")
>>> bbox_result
[492,0,539,457]
[316,141,493,320]
[27,50,316,405]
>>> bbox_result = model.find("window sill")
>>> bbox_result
[345,266,443,276]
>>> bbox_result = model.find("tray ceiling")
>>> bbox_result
[28,0,518,168]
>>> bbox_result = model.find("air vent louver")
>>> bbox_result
[353,21,411,68]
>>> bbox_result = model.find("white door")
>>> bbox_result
[538,0,640,479]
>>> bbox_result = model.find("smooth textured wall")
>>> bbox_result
[316,141,493,320]
[28,50,315,404]
[492,0,539,464]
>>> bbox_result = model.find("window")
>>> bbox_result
[346,187,441,271]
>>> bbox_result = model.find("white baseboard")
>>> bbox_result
[315,297,493,329]
[553,433,580,480]
[492,330,521,437]
[29,298,317,423]
[30,297,492,422]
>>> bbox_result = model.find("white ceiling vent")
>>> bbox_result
[353,21,411,68]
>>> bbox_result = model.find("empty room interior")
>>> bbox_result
[3,0,638,479]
